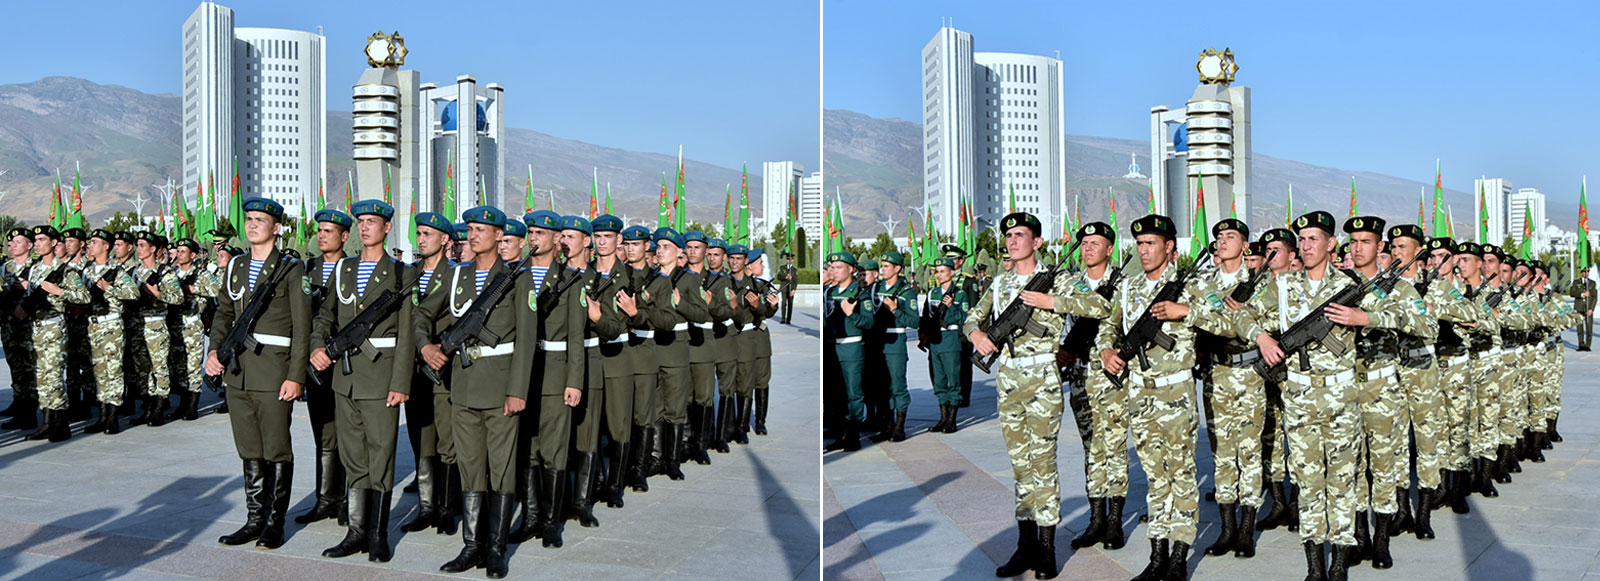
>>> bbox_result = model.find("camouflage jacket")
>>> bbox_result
[1351,272,1432,369]
[964,262,1109,364]
[1234,262,1410,377]
[173,265,220,318]
[1094,262,1230,379]
[128,262,184,318]
[1191,260,1257,355]
[81,260,138,317]
[25,258,90,320]
[1395,272,1446,362]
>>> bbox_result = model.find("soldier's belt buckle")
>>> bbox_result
[466,345,481,360]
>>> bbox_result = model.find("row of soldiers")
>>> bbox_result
[825,209,1578,581]
[199,198,780,579]
[0,225,223,440]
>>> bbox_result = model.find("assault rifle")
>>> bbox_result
[1254,254,1419,383]
[917,283,951,352]
[1057,255,1132,367]
[203,256,301,392]
[1104,254,1211,389]
[1483,270,1529,309]
[973,239,1081,374]
[309,265,421,384]
[423,265,521,385]
[1228,249,1280,303]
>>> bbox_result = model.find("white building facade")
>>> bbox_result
[799,171,824,239]
[763,161,804,238]
[1509,187,1546,244]
[1473,177,1514,243]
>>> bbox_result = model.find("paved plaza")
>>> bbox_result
[0,312,822,580]
[825,325,1600,580]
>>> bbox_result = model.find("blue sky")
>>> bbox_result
[0,0,820,171]
[825,0,1600,203]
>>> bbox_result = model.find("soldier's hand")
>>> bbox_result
[386,391,408,407]
[310,348,332,371]
[1224,296,1243,311]
[144,284,160,296]
[1151,301,1189,320]
[563,387,582,407]
[767,293,780,306]
[942,295,954,307]
[96,279,110,291]
[39,281,61,295]
[703,289,712,304]
[745,291,761,307]
[841,298,856,315]
[503,395,526,416]
[205,350,223,376]
[279,380,302,402]
[421,344,449,370]
[1325,303,1370,327]
[617,290,638,316]
[883,295,899,312]
[1257,334,1284,365]
[1100,348,1125,375]
[970,330,997,356]
[673,288,681,304]
[18,279,28,290]
[588,298,602,322]
[1019,290,1053,310]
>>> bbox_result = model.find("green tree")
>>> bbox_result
[795,227,808,266]
[0,215,28,234]
[976,228,998,259]
[101,211,138,233]
[868,232,895,258]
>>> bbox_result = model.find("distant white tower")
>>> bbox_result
[1123,153,1146,179]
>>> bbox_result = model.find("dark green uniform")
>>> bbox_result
[707,267,738,453]
[297,252,344,525]
[685,266,723,462]
[648,265,708,479]
[826,279,873,423]
[873,277,918,412]
[925,280,968,406]
[403,254,459,535]
[508,260,587,546]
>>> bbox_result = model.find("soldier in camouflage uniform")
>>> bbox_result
[80,229,138,435]
[1254,228,1300,533]
[167,239,218,421]
[1530,263,1573,454]
[61,228,94,422]
[128,233,185,427]
[1387,226,1447,539]
[1468,246,1509,495]
[21,225,91,442]
[966,212,1108,580]
[0,228,39,432]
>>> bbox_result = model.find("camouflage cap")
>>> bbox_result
[1342,215,1386,236]
[1293,211,1336,235]
[1130,214,1177,240]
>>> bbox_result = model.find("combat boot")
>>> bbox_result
[929,404,949,433]
[400,457,439,532]
[129,397,152,426]
[604,439,631,508]
[47,408,71,442]
[1235,505,1258,557]
[321,490,369,558]
[1414,488,1436,539]
[0,395,23,417]
[439,491,485,573]
[1069,497,1105,549]
[296,449,345,524]
[1206,503,1238,556]
[1258,480,1289,530]
[1349,511,1370,566]
[1501,443,1521,475]
[709,396,731,453]
[736,392,753,442]
[24,409,56,441]
[1370,513,1394,569]
[256,461,293,549]
[1391,487,1413,535]
[1101,496,1127,550]
[661,423,687,479]
[436,463,461,536]
[1130,538,1168,581]
[1450,470,1473,512]
[484,491,515,578]
[1477,458,1499,497]
[148,395,167,427]
[540,468,566,548]
[1285,481,1301,532]
[219,459,269,545]
[367,490,393,562]
[753,389,769,435]
[569,451,600,528]
[1548,416,1563,443]
[888,410,907,442]
[1034,525,1058,579]
[1327,544,1351,581]
[627,424,653,493]
[1530,432,1547,462]
[84,402,106,434]
[509,465,543,544]
[1165,541,1191,581]
[944,405,960,433]
[1,398,37,430]
[1303,541,1326,581]
[100,403,120,435]
[993,519,1036,577]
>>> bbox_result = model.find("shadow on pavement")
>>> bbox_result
[750,451,821,579]
[822,472,959,574]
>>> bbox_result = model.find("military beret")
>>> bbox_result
[503,219,527,238]
[1484,244,1505,260]
[61,228,87,241]
[1342,216,1386,235]
[132,230,155,243]
[999,212,1042,237]
[781,252,795,258]
[452,223,469,241]
[709,238,728,251]
[1293,211,1336,235]
[827,251,858,268]
[932,257,956,268]
[1130,214,1177,240]
[314,209,354,229]
[243,197,284,219]
[653,227,684,248]
[31,225,60,240]
[89,229,113,243]
[591,214,624,233]
[415,211,452,235]
[1451,240,1477,256]
[1261,228,1295,245]
[1078,221,1115,243]
[350,199,395,221]
[1337,241,1350,256]
[1245,241,1265,257]
[746,248,764,262]
[114,232,135,244]
[621,225,652,241]
[976,263,988,271]
[859,259,880,271]
[683,230,708,245]
[176,238,201,252]
[559,215,592,235]
[1212,218,1249,239]
[1387,224,1426,244]
[7,227,30,241]
[1510,258,1527,269]
[282,248,301,260]
[728,244,749,256]
[224,245,243,256]
[462,206,506,228]
[941,244,967,258]
[524,210,560,231]
[881,250,906,266]
[1208,241,1218,254]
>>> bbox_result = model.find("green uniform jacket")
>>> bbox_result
[620,263,656,374]
[210,250,311,391]
[751,277,780,357]
[593,259,644,379]
[510,263,588,397]
[413,258,521,408]
[873,278,919,354]
[705,269,739,361]
[926,281,968,354]
[827,280,874,360]
[648,266,710,365]
[309,256,417,399]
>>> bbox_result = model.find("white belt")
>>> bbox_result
[1359,366,1396,382]
[886,327,908,334]
[606,332,630,344]
[721,319,734,327]
[92,314,120,324]
[943,324,960,331]
[835,336,862,345]
[468,342,515,358]
[36,316,63,326]
[368,337,396,349]
[183,314,201,322]
[540,340,569,351]
[584,338,601,348]
[635,330,655,339]
[740,324,756,331]
[1221,350,1260,366]
[1444,354,1469,367]
[1488,347,1502,356]
[1003,353,1056,369]
[1130,368,1191,388]
[693,322,713,329]
[1406,346,1435,359]
[671,323,689,332]
[252,333,291,347]
[144,316,167,322]
[1287,369,1355,387]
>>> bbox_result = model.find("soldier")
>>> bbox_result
[725,245,757,445]
[640,228,705,481]
[1386,226,1447,539]
[167,238,219,421]
[18,226,90,442]
[922,257,968,433]
[498,219,527,263]
[741,248,781,436]
[450,223,470,263]
[870,251,917,442]
[969,212,1108,580]
[823,252,871,452]
[945,245,982,408]
[0,228,38,431]
[1571,265,1595,351]
[209,197,310,550]
[557,215,625,530]
[858,257,890,436]
[1469,246,1509,496]
[400,212,461,536]
[1426,239,1474,514]
[124,232,182,427]
[295,208,352,527]
[79,229,137,435]
[590,215,646,507]
[619,225,662,492]
[705,239,738,454]
[1538,263,1576,446]
[683,232,726,462]
[975,263,992,293]
[310,199,414,562]
[61,228,93,423]
[422,207,519,577]
[1060,222,1131,552]
[778,252,798,324]
[1254,227,1300,532]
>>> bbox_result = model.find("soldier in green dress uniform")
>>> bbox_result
[823,252,871,452]
[295,208,351,526]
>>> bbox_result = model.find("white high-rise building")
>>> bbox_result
[922,26,1065,239]
[1473,177,1514,243]
[182,2,326,220]
[799,171,824,240]
[763,161,804,239]
[1509,187,1546,244]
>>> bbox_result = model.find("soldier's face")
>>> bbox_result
[176,247,195,265]
[416,227,447,258]
[686,241,707,265]
[1457,255,1479,278]
[729,255,747,273]
[1081,236,1110,267]
[8,236,30,257]
[826,262,850,282]
[87,238,108,260]
[622,239,647,263]
[1348,232,1381,269]
[934,265,953,284]
[1003,227,1042,261]
[528,228,557,257]
[356,215,390,247]
[64,238,82,256]
[1499,262,1512,282]
[112,240,131,260]
[559,230,589,260]
[1516,266,1532,286]
[863,270,878,284]
[498,236,524,262]
[1296,229,1335,269]
[244,213,277,245]
[136,240,154,261]
[656,242,682,267]
[36,235,58,257]
[676,253,687,267]
[1266,241,1294,271]
[1391,238,1422,266]
[594,231,619,257]
[316,223,348,253]
[1134,234,1173,274]
[1244,255,1263,270]
[1215,230,1244,260]
[879,262,900,280]
[746,258,761,277]
[708,248,725,270]
[467,224,501,256]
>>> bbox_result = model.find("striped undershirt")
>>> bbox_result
[355,261,376,296]
[248,259,264,290]
[528,265,549,295]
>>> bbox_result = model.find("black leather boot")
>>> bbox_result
[736,392,752,443]
[1451,470,1473,512]
[1207,503,1237,556]
[1102,496,1127,550]
[944,405,960,433]
[711,396,732,453]
[605,440,631,508]
[1259,480,1288,530]
[889,410,907,442]
[1371,513,1393,569]
[662,423,687,480]
[1070,497,1105,549]
[1350,511,1369,566]
[1035,525,1058,579]
[569,452,600,528]
[1303,541,1326,581]
[219,459,269,545]
[1131,538,1168,581]
[485,491,515,578]
[367,490,392,562]
[1328,543,1351,581]
[25,409,55,441]
[436,463,461,535]
[1549,416,1563,443]
[1392,487,1414,535]
[509,465,543,544]
[1414,488,1436,539]
[825,420,859,451]
[129,398,150,426]
[256,461,293,549]
[1430,470,1450,512]
[439,491,485,572]
[322,489,368,558]
[1165,541,1191,581]
[2,398,37,430]
[1502,443,1521,475]
[147,395,167,427]
[929,404,949,433]
[166,391,190,421]
[540,468,566,548]
[1479,459,1501,496]
[100,403,119,434]
[1285,481,1301,532]
[628,424,653,493]
[753,389,768,435]
[401,457,439,532]
[686,403,711,464]
[1530,433,1547,462]
[1235,505,1258,557]
[296,449,345,524]
[993,519,1036,577]
[84,401,106,434]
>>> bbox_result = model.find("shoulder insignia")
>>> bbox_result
[301,275,312,295]
[1450,289,1463,300]
[528,289,539,312]
[723,287,733,302]
[1413,299,1428,314]
[580,292,589,308]
[1370,287,1388,300]
[1206,292,1223,309]
[1074,280,1090,293]
[412,290,421,306]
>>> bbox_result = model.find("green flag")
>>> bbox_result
[605,182,614,215]
[228,157,245,236]
[674,147,687,231]
[723,185,733,239]
[1348,176,1358,218]
[1432,160,1448,236]
[1191,175,1210,259]
[1477,183,1488,243]
[1579,177,1590,270]
[1108,195,1120,266]
[1520,200,1533,260]
[443,149,457,221]
[525,166,535,214]
[66,162,85,230]
[658,173,670,228]
[738,163,751,245]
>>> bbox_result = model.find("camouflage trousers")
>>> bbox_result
[1501,348,1536,440]
[1397,360,1444,489]
[3,318,36,399]
[1437,355,1474,470]
[175,315,204,394]
[1066,367,1092,456]
[140,316,172,398]
[1469,354,1502,460]
[1355,367,1406,514]
[1263,382,1290,482]
[1128,371,1198,544]
[996,357,1063,527]
[1208,362,1265,508]
[1283,374,1360,545]
[32,317,68,411]
[1530,345,1561,428]
[89,315,125,407]
[1081,361,1130,498]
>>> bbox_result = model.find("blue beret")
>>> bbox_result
[452,223,469,241]
[728,244,748,256]
[621,225,652,241]
[314,209,353,229]
[653,227,684,248]
[747,248,764,262]
[243,197,284,219]
[591,214,624,233]
[462,205,505,228]
[415,212,452,235]
[709,238,728,251]
[683,230,708,244]
[524,210,561,231]
[350,199,395,220]
[559,215,592,235]
[503,218,527,238]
